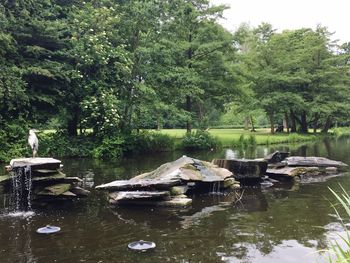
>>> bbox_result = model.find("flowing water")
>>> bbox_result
[1,137,350,262]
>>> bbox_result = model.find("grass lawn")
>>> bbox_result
[154,128,321,147]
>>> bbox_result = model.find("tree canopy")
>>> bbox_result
[0,1,349,135]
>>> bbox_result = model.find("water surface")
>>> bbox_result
[1,137,350,262]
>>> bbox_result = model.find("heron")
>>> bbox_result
[28,129,39,158]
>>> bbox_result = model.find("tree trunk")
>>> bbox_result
[300,111,308,133]
[284,112,290,133]
[290,110,296,133]
[322,116,332,133]
[250,115,256,132]
[67,112,78,137]
[244,116,249,130]
[186,95,192,133]
[313,113,319,134]
[186,32,193,133]
[157,113,162,131]
[269,112,275,134]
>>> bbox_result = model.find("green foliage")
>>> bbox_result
[92,137,124,160]
[40,131,175,160]
[122,132,175,154]
[182,130,221,150]
[231,134,256,147]
[40,132,95,158]
[0,119,29,162]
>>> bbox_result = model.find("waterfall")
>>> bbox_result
[10,165,33,212]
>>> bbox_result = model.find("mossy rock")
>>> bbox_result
[37,183,71,196]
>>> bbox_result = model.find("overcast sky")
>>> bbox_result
[210,0,349,43]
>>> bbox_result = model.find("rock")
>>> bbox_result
[110,196,193,207]
[61,177,83,183]
[96,179,182,191]
[32,172,66,182]
[60,191,77,197]
[32,169,60,177]
[213,159,267,180]
[130,156,232,183]
[37,183,71,196]
[170,186,188,196]
[283,157,348,169]
[266,166,321,180]
[131,156,195,181]
[70,186,90,196]
[0,175,11,185]
[109,191,170,204]
[222,178,239,189]
[326,167,338,175]
[264,151,289,164]
[10,157,61,170]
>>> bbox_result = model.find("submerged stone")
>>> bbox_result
[109,191,170,204]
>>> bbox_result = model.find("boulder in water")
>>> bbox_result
[212,159,267,180]
[96,156,239,207]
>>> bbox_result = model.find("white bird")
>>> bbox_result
[28,129,39,158]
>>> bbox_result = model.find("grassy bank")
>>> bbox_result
[157,128,331,147]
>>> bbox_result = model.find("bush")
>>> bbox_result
[0,119,29,162]
[40,132,95,157]
[92,136,124,159]
[231,134,256,148]
[181,130,221,150]
[122,131,175,154]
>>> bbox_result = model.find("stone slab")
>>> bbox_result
[283,157,348,168]
[96,179,182,191]
[10,157,61,170]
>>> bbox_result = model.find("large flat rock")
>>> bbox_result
[283,157,348,168]
[10,158,61,170]
[266,166,322,180]
[96,178,182,191]
[131,156,233,183]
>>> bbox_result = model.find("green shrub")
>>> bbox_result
[231,134,256,148]
[122,131,175,154]
[40,132,95,157]
[92,136,124,159]
[181,130,221,150]
[0,119,29,162]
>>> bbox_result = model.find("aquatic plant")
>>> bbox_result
[326,186,350,262]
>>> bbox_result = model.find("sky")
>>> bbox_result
[210,0,349,43]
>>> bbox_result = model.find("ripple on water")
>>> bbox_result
[0,211,35,219]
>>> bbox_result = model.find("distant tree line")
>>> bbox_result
[1,0,349,136]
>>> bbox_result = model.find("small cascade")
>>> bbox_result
[10,166,32,212]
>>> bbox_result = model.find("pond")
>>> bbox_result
[1,136,350,262]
